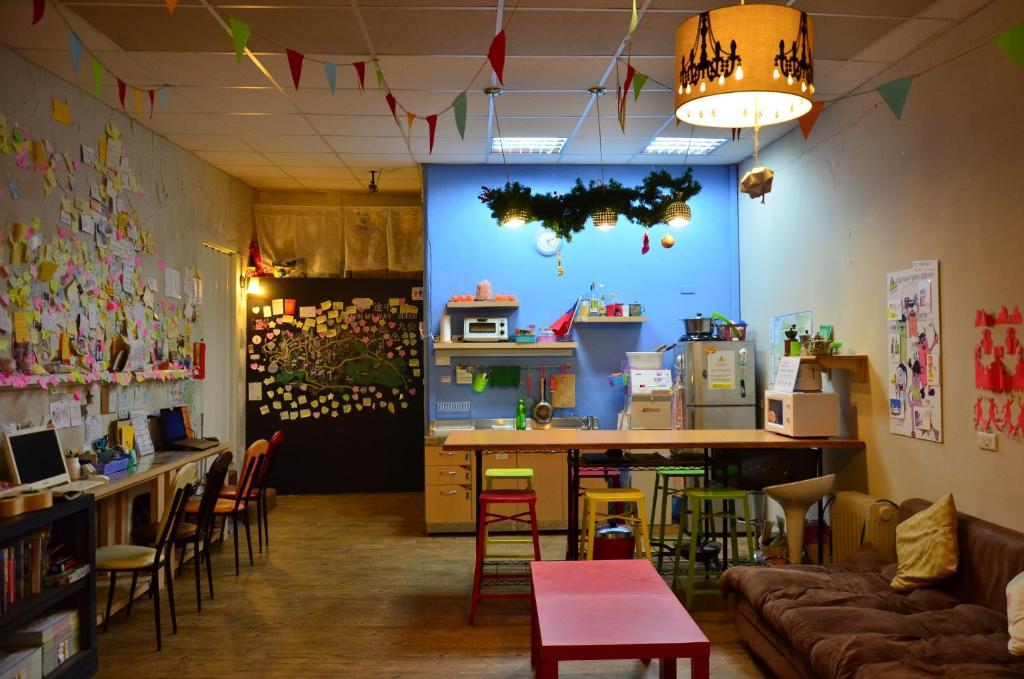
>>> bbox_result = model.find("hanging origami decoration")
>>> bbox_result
[740,167,774,202]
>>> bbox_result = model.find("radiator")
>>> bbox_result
[831,491,898,563]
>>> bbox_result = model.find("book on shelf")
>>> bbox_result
[0,528,56,616]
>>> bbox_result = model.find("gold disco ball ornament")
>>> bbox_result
[740,166,774,202]
[500,208,529,228]
[591,208,618,231]
[675,4,814,128]
[664,200,692,228]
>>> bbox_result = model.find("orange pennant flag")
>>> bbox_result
[406,111,416,136]
[798,101,825,139]
[166,0,178,14]
[133,88,142,114]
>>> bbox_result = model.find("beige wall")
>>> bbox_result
[0,48,254,453]
[738,2,1024,531]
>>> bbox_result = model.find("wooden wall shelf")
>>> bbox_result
[446,300,520,310]
[0,369,191,392]
[575,316,647,324]
[801,355,869,382]
[433,341,576,358]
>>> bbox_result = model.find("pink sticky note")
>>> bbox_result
[73,392,81,401]
[157,259,166,270]
[34,298,42,311]
[106,301,118,311]
[409,388,417,396]
[135,256,142,267]
[58,227,68,238]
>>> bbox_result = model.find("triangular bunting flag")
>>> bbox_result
[632,71,648,101]
[353,61,366,91]
[995,21,1024,67]
[286,49,304,90]
[617,86,626,133]
[148,90,155,118]
[229,15,251,62]
[166,0,178,14]
[91,59,102,97]
[374,61,384,89]
[487,31,506,84]
[453,91,467,140]
[386,92,398,122]
[426,114,438,154]
[325,62,336,94]
[406,111,416,136]
[876,76,913,120]
[133,88,142,114]
[69,31,82,72]
[628,0,638,35]
[32,0,45,25]
[158,88,166,107]
[798,100,825,139]
[117,80,126,110]
[619,65,635,132]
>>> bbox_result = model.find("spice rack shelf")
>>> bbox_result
[800,355,869,382]
[574,316,647,324]
[445,301,520,310]
[433,341,576,358]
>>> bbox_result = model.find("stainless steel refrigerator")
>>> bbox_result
[674,340,756,429]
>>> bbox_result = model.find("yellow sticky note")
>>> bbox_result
[300,409,311,419]
[59,333,70,361]
[320,301,331,310]
[52,99,72,125]
[38,260,58,282]
[297,395,307,405]
[32,140,46,167]
[13,312,29,342]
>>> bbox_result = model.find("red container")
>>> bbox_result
[592,525,635,560]
[605,304,624,317]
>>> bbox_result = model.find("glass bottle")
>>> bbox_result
[515,397,527,430]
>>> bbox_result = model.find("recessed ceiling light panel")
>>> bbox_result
[491,137,567,154]
[642,137,727,155]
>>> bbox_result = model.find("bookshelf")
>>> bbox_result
[0,496,97,679]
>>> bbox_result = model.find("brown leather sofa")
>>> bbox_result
[721,498,1024,678]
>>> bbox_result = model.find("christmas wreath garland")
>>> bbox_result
[478,168,701,241]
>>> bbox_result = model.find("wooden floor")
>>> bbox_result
[97,493,770,678]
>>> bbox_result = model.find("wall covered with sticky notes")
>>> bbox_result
[0,47,253,456]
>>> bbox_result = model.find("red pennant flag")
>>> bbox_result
[385,92,398,122]
[426,114,438,154]
[32,0,45,25]
[165,0,178,14]
[619,64,635,132]
[286,49,304,90]
[148,89,155,118]
[353,61,366,91]
[798,101,825,139]
[487,31,506,84]
[117,79,127,109]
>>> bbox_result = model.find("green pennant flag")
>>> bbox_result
[453,91,467,140]
[876,76,913,120]
[632,72,648,101]
[91,58,103,98]
[229,15,251,62]
[374,62,384,89]
[995,21,1024,67]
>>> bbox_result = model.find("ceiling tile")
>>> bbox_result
[244,177,306,190]
[349,166,422,181]
[225,7,364,55]
[852,17,953,63]
[129,53,278,87]
[193,151,268,166]
[262,152,342,167]
[502,57,620,90]
[374,56,485,90]
[796,0,934,17]
[340,154,420,168]
[575,116,668,138]
[213,113,318,135]
[66,6,228,52]
[563,137,654,155]
[143,112,226,135]
[505,11,632,57]
[241,135,332,153]
[296,179,349,190]
[289,90,396,116]
[325,136,414,154]
[217,165,291,179]
[814,61,889,95]
[166,134,252,152]
[179,87,295,114]
[360,8,494,55]
[283,166,354,180]
[812,15,903,61]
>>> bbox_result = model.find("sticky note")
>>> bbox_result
[38,260,58,281]
[52,99,72,125]
[271,299,284,315]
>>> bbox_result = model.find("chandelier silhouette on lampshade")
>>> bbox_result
[675,4,814,128]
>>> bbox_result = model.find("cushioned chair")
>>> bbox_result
[220,432,281,553]
[97,484,194,651]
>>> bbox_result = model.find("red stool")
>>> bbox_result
[470,489,542,624]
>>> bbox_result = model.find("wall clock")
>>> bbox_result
[535,229,562,257]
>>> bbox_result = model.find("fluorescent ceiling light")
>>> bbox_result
[492,137,567,154]
[642,137,727,155]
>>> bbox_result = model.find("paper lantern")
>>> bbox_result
[500,208,529,228]
[591,208,618,231]
[675,4,814,128]
[664,201,692,228]
[740,166,774,201]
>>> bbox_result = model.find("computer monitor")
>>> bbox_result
[2,426,71,490]
[160,407,187,443]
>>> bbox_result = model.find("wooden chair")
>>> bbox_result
[188,447,264,575]
[220,432,282,553]
[97,484,194,651]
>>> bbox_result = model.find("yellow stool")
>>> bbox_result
[485,467,534,490]
[581,488,652,562]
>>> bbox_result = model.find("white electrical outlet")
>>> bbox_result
[977,431,998,451]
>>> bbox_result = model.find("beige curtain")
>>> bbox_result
[344,207,424,274]
[254,204,343,275]
[387,207,425,273]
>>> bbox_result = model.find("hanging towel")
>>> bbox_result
[489,366,521,388]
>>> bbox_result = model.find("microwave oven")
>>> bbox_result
[764,390,839,437]
[462,317,508,342]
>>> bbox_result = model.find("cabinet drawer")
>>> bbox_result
[425,465,472,486]
[425,446,472,466]
[424,484,474,525]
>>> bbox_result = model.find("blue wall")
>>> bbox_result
[424,164,738,430]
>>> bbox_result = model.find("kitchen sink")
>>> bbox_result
[431,416,598,438]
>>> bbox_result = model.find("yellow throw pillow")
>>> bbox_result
[890,493,959,592]
[1009,572,1024,656]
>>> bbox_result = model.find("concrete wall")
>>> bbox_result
[737,1,1024,531]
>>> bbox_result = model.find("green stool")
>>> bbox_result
[671,487,754,608]
[485,468,534,490]
[649,467,706,571]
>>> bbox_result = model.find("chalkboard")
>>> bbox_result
[244,278,424,493]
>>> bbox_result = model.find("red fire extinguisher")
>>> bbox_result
[193,341,206,379]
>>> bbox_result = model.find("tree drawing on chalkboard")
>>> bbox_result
[247,296,421,420]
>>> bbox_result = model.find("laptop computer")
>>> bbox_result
[1,427,109,495]
[160,407,219,451]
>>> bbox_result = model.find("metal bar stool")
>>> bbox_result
[649,467,705,571]
[671,487,755,608]
[580,488,652,562]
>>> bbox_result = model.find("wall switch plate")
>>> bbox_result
[977,431,998,451]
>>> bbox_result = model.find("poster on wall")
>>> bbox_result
[886,260,941,442]
[769,310,812,387]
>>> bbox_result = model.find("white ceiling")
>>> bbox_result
[0,0,990,193]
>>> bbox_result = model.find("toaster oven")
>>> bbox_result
[462,317,509,342]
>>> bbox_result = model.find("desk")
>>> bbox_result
[443,430,864,560]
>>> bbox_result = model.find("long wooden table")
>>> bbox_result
[443,430,865,560]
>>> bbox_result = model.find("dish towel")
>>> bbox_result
[489,366,521,388]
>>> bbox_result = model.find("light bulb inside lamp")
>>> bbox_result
[500,208,529,228]
[246,277,264,296]
[664,201,692,228]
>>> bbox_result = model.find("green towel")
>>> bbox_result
[489,366,521,388]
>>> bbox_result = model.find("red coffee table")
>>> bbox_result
[530,560,710,678]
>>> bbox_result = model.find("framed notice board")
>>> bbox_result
[245,278,424,493]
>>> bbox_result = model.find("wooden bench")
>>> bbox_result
[530,560,710,678]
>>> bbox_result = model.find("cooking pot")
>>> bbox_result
[683,313,714,337]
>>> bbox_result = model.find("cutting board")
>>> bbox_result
[550,373,576,408]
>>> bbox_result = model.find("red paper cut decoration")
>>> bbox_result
[1016,401,1024,437]
[1001,397,1015,432]
[286,49,304,90]
[1012,306,1023,324]
[426,114,438,154]
[32,0,45,25]
[487,31,506,84]
[974,396,984,429]
[1007,327,1020,356]
[975,309,995,326]
[987,397,999,431]
[353,61,366,91]
[641,231,650,255]
[997,305,1012,324]
[385,92,398,122]
[117,80,127,110]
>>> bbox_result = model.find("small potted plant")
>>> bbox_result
[65,449,82,481]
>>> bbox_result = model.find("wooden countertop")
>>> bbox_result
[442,429,864,452]
[90,443,230,499]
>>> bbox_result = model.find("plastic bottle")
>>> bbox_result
[515,397,527,430]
